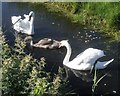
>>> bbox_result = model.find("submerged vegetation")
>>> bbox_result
[44,2,120,41]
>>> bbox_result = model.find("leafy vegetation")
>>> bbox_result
[0,30,71,95]
[44,2,120,41]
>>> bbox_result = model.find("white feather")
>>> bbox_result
[11,11,35,35]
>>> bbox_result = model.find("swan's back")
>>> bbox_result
[78,48,104,59]
[72,48,105,66]
[66,48,107,70]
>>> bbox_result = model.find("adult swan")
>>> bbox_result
[59,40,114,70]
[11,11,35,35]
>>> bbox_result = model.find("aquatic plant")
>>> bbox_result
[92,69,108,96]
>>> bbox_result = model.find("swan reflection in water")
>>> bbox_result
[64,66,93,82]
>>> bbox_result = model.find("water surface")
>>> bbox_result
[2,2,119,95]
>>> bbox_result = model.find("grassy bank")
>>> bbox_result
[44,2,120,41]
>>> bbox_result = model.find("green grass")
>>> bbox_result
[44,2,120,41]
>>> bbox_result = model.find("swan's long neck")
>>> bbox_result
[63,42,72,65]
[29,16,34,35]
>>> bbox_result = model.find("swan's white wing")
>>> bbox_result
[19,19,30,33]
[65,61,92,70]
[20,12,34,34]
[65,58,114,70]
[83,48,105,64]
[20,20,30,29]
[11,16,22,32]
[11,11,34,35]
[11,15,30,32]
[72,48,105,66]
[11,16,21,24]
[76,48,104,59]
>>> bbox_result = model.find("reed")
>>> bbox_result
[92,69,108,95]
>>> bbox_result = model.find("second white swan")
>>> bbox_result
[11,11,35,35]
[59,40,114,70]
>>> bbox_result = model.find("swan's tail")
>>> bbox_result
[95,59,114,69]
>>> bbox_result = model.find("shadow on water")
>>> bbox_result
[2,2,119,95]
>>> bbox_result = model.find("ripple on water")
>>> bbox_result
[113,90,117,94]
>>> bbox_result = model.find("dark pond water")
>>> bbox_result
[2,2,119,95]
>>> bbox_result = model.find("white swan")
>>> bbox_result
[11,11,35,35]
[59,40,114,70]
